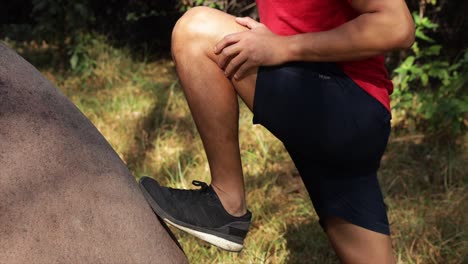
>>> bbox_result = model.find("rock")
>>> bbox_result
[0,42,187,264]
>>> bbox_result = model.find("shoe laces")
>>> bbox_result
[192,180,209,192]
[167,180,213,201]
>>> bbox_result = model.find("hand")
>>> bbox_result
[214,17,288,80]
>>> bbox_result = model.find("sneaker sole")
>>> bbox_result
[139,181,245,252]
[164,218,243,252]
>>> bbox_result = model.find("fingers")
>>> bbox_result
[217,45,243,78]
[235,17,262,29]
[214,33,240,54]
[223,50,254,80]
[214,17,262,53]
[217,41,252,79]
[213,16,264,80]
[217,44,239,70]
[225,56,248,79]
[217,46,250,80]
[233,60,254,80]
[215,32,245,71]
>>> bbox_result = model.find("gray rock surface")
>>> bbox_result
[0,42,187,264]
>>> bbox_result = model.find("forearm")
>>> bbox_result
[282,2,415,62]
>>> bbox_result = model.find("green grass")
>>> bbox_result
[9,38,467,264]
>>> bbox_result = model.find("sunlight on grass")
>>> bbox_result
[26,37,467,264]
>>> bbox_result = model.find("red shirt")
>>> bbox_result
[256,0,393,112]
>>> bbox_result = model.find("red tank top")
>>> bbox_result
[256,0,393,112]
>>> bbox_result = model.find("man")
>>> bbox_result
[139,0,414,262]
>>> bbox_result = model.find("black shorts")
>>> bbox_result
[253,62,391,235]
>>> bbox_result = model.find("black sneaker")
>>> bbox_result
[139,176,252,252]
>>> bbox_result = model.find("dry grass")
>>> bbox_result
[13,38,467,264]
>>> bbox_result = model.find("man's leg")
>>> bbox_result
[325,217,395,264]
[139,6,257,252]
[171,6,256,216]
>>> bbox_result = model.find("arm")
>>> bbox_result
[214,0,415,79]
[286,0,415,61]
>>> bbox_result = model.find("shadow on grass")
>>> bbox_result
[284,220,339,264]
[243,162,339,263]
[123,80,199,184]
[123,96,168,172]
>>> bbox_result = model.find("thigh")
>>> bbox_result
[253,61,391,175]
[232,69,257,111]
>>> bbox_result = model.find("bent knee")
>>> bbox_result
[171,7,246,57]
[173,7,224,45]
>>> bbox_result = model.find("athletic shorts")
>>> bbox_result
[253,62,391,235]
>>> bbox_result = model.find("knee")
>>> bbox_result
[172,6,240,61]
[172,7,219,53]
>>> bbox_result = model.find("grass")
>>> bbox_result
[7,38,467,264]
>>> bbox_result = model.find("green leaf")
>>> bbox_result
[126,12,138,22]
[421,73,429,86]
[415,28,435,43]
[70,53,78,69]
[411,42,420,55]
[426,45,442,56]
[412,12,420,24]
[404,56,415,66]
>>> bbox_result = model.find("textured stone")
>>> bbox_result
[0,42,187,264]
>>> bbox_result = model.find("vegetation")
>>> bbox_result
[2,0,466,263]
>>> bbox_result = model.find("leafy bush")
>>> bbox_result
[1,0,95,72]
[178,0,257,18]
[32,0,94,70]
[392,12,467,143]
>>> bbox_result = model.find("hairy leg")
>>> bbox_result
[171,7,256,216]
[325,217,395,264]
